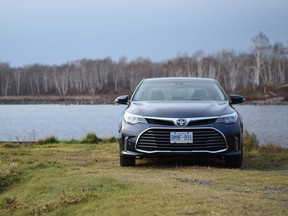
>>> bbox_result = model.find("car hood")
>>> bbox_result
[126,101,234,118]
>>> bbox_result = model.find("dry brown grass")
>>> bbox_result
[0,142,287,215]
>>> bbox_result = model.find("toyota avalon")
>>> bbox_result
[115,77,245,168]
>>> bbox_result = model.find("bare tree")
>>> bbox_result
[193,51,205,77]
[252,32,270,86]
[272,42,287,84]
[219,51,240,91]
[0,62,12,96]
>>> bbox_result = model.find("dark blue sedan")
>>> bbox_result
[115,77,245,168]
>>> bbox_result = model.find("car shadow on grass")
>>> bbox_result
[136,157,227,169]
[135,155,288,171]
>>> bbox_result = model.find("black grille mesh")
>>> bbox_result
[136,128,226,152]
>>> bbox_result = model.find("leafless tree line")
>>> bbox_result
[0,32,287,97]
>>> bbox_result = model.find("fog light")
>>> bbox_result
[124,136,129,151]
[234,136,239,151]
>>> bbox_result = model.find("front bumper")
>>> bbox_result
[119,122,242,159]
[121,149,242,158]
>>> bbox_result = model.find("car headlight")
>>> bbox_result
[123,112,147,124]
[216,112,238,124]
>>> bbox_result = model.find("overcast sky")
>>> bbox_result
[0,0,287,66]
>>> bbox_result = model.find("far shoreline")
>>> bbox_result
[0,95,288,105]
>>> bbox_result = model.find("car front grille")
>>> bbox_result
[136,128,227,153]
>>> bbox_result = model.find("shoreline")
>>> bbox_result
[0,95,288,105]
[0,95,114,105]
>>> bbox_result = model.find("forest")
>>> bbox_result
[0,32,287,103]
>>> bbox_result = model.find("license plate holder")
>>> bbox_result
[170,132,193,143]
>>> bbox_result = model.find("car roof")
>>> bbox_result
[142,77,217,83]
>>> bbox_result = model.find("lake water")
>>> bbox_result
[0,104,287,147]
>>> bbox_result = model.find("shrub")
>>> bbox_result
[2,143,19,148]
[102,136,118,143]
[244,130,259,152]
[37,136,59,144]
[81,133,100,144]
[259,143,288,154]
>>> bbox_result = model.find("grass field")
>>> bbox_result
[1,140,288,216]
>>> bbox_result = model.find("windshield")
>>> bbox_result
[132,79,227,101]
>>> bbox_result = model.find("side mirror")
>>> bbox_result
[230,94,245,104]
[115,95,129,105]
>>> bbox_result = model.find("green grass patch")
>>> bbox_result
[0,162,20,193]
[0,141,287,215]
[46,133,118,145]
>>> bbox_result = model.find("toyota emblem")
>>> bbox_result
[175,118,188,127]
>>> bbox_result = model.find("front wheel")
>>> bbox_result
[225,155,242,168]
[225,142,243,168]
[120,154,135,167]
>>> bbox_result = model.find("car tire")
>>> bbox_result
[225,155,242,168]
[120,154,136,167]
[225,150,243,168]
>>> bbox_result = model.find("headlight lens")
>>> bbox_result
[216,112,238,124]
[124,112,147,124]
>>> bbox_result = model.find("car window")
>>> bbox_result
[132,80,227,101]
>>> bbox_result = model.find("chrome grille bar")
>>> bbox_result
[136,127,227,153]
